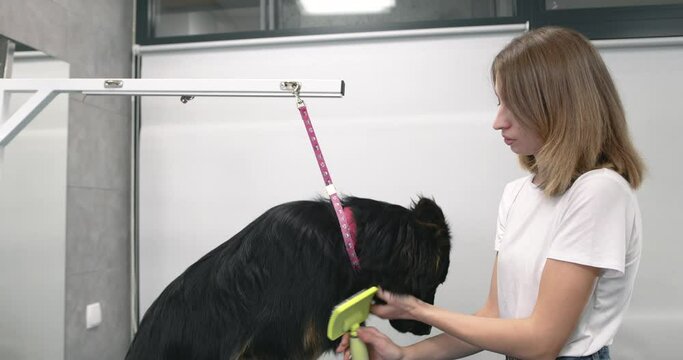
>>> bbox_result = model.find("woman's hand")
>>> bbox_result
[371,288,426,321]
[335,327,404,360]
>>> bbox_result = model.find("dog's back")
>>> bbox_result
[126,200,352,360]
[126,196,451,360]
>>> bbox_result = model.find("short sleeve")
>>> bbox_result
[547,173,634,275]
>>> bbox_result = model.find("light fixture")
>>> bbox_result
[298,0,396,15]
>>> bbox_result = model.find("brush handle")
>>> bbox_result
[350,336,369,360]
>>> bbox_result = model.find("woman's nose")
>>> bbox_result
[493,111,509,130]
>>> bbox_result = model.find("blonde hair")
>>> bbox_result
[492,27,644,196]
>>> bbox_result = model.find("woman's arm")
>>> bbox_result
[400,255,501,360]
[374,259,599,360]
[343,256,501,360]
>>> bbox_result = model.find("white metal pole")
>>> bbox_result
[0,90,58,147]
[0,78,344,149]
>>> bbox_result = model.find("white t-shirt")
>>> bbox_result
[494,168,642,356]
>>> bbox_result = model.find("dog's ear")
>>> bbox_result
[411,197,446,228]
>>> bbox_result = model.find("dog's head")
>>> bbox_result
[346,196,451,335]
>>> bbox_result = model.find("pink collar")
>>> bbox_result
[343,207,358,252]
[328,193,360,270]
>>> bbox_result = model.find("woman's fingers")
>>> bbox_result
[336,333,352,360]
[357,326,386,341]
[356,327,404,360]
[372,288,401,319]
[372,288,424,321]
[375,287,393,303]
[370,304,393,318]
[336,333,349,352]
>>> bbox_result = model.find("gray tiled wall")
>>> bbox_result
[0,0,134,359]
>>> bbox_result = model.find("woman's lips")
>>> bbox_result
[503,137,514,145]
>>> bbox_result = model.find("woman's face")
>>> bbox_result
[492,82,543,156]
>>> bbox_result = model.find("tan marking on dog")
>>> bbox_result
[303,319,323,359]
[230,338,252,360]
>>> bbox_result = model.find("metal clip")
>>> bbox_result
[293,84,304,108]
[280,81,305,108]
[104,79,123,88]
[180,95,195,104]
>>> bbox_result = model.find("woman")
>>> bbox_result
[337,26,644,360]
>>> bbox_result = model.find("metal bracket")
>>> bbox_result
[279,81,301,92]
[104,79,124,88]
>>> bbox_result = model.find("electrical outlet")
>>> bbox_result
[85,302,101,329]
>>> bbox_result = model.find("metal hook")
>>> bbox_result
[292,83,304,108]
[280,81,305,108]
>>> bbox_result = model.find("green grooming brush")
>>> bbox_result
[327,286,378,360]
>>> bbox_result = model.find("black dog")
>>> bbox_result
[126,196,451,360]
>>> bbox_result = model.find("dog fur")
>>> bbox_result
[126,196,451,360]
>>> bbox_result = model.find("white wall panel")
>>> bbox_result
[598,41,683,359]
[0,54,69,360]
[139,28,683,358]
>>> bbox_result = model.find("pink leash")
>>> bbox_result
[290,83,361,271]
